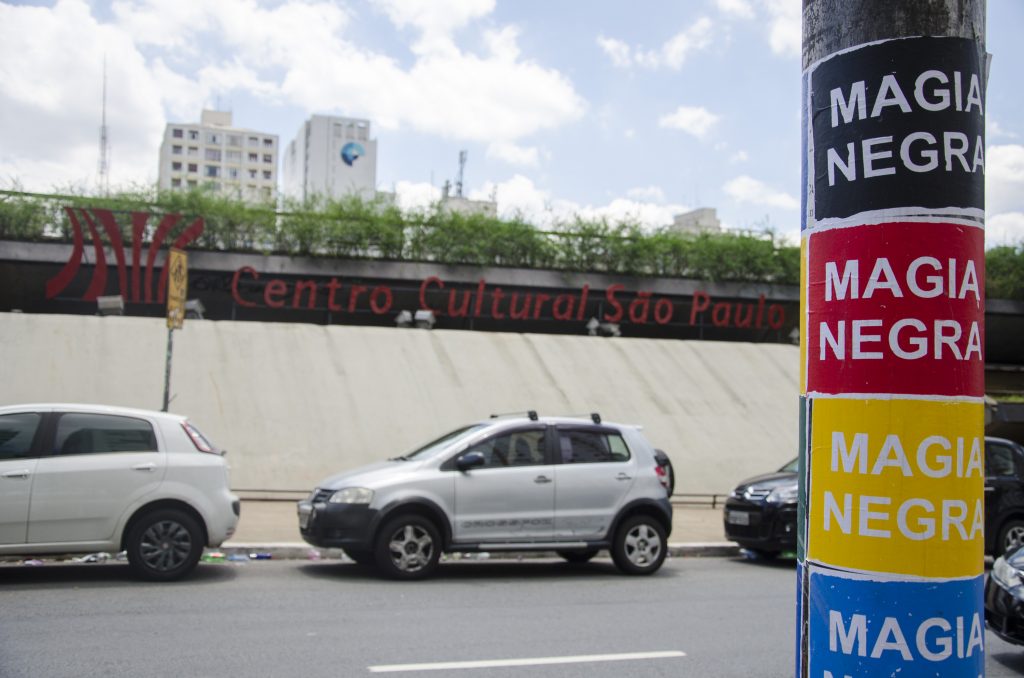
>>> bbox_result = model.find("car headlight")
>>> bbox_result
[993,556,1024,588]
[328,487,374,504]
[767,484,799,504]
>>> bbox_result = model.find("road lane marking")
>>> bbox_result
[368,650,687,673]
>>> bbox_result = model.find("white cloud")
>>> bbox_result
[0,0,165,189]
[730,150,749,163]
[659,106,719,139]
[760,0,800,58]
[370,0,494,56]
[471,175,687,230]
[0,0,587,193]
[716,0,755,20]
[597,17,713,70]
[988,120,1019,140]
[987,144,1024,217]
[486,142,543,167]
[723,175,799,210]
[627,186,666,202]
[987,212,1024,247]
[394,180,442,212]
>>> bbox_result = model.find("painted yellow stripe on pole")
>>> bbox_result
[806,398,984,579]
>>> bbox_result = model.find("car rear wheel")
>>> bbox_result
[998,519,1024,557]
[374,515,442,580]
[557,549,599,564]
[611,515,667,575]
[125,509,204,582]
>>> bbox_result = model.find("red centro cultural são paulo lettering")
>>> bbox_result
[231,269,787,330]
[806,221,984,397]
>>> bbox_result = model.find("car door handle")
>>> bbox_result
[132,463,157,472]
[1,470,30,480]
[534,475,552,484]
[616,473,632,481]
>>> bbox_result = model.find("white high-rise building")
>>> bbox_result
[157,110,279,204]
[282,115,378,203]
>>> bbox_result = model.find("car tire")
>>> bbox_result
[557,549,599,564]
[611,515,667,575]
[125,509,204,582]
[374,515,442,580]
[997,519,1024,557]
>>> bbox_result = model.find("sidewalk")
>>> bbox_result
[221,499,741,559]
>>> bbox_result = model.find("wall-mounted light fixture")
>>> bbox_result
[96,295,124,316]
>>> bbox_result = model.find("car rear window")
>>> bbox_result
[54,413,157,455]
[558,429,630,464]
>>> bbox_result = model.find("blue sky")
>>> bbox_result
[1,0,1022,246]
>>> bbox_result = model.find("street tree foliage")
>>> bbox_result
[0,186,1017,299]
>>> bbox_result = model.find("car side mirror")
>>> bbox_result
[456,451,486,472]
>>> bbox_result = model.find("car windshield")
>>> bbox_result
[396,424,490,461]
[780,458,799,473]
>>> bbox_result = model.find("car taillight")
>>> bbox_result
[181,421,220,454]
[655,464,669,490]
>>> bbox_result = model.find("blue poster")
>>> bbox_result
[807,566,984,677]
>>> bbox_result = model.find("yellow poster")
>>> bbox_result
[806,398,984,579]
[166,248,187,330]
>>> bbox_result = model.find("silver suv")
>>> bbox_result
[297,412,673,579]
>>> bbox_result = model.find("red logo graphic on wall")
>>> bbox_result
[45,207,204,303]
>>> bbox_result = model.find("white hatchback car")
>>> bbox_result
[0,404,239,581]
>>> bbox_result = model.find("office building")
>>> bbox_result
[282,115,378,203]
[157,110,278,204]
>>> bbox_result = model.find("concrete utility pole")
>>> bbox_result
[799,2,987,677]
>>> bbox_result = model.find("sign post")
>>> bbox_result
[163,248,187,412]
[799,2,987,676]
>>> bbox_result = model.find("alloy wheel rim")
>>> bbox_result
[388,524,434,572]
[624,524,662,567]
[140,520,192,572]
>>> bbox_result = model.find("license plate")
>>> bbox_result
[727,511,750,526]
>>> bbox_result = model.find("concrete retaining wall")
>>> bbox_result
[0,312,799,494]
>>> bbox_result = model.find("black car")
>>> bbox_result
[985,545,1024,645]
[723,457,798,559]
[723,437,1024,560]
[984,437,1024,557]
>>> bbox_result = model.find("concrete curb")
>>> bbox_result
[213,541,743,561]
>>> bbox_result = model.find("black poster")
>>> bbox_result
[809,37,985,222]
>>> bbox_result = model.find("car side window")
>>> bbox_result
[985,442,1018,478]
[54,413,157,456]
[559,429,630,464]
[466,429,546,468]
[0,413,42,460]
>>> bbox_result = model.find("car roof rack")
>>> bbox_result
[563,412,603,424]
[489,410,539,421]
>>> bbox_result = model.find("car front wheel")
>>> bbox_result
[374,515,442,580]
[998,519,1024,557]
[125,509,204,582]
[611,515,667,575]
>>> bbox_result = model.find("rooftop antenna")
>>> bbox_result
[455,150,467,198]
[97,54,110,196]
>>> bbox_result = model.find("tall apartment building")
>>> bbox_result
[282,115,378,203]
[157,110,279,204]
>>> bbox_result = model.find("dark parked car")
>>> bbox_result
[723,457,798,558]
[723,436,1024,559]
[985,545,1024,645]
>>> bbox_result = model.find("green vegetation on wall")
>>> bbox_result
[0,187,1019,299]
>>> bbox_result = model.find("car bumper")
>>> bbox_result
[985,574,1024,645]
[722,498,797,552]
[297,500,378,550]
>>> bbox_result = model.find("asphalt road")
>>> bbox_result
[1,556,1022,678]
